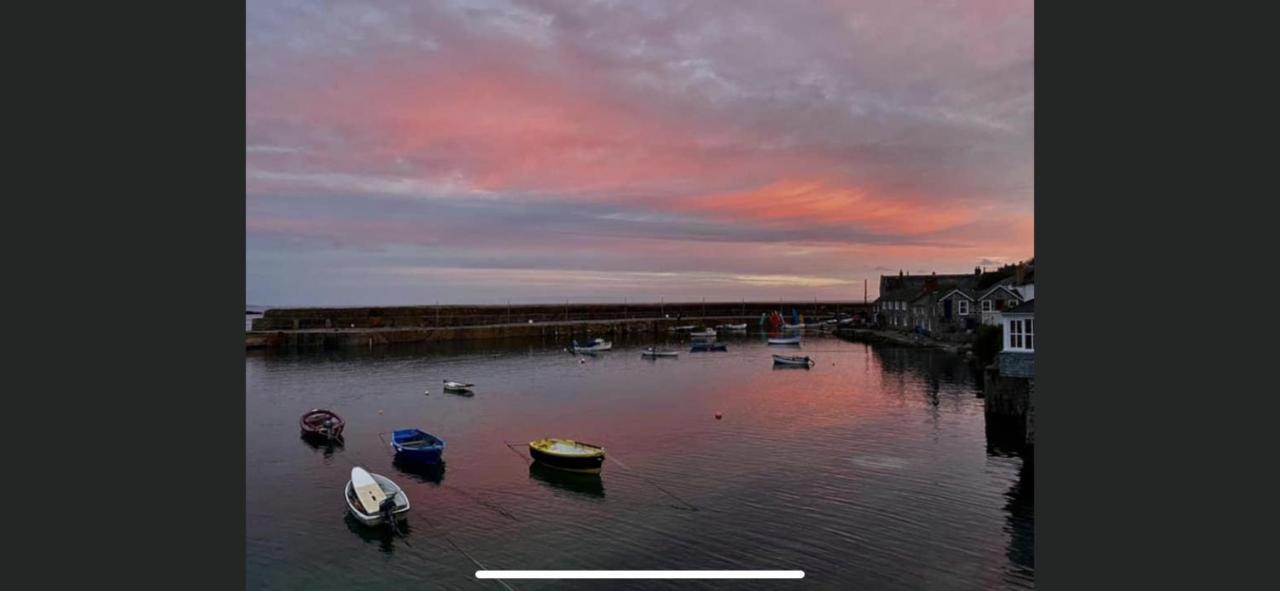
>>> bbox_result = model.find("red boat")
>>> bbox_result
[299,409,345,441]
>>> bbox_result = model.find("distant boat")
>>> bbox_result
[642,347,679,358]
[529,438,606,474]
[390,428,446,464]
[772,354,815,367]
[716,323,748,331]
[299,409,345,442]
[689,328,717,338]
[443,380,474,392]
[782,323,805,330]
[570,338,613,353]
[767,336,802,345]
[345,467,410,527]
[690,342,728,352]
[668,325,696,332]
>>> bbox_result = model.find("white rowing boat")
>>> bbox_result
[641,347,679,358]
[772,354,815,367]
[345,467,410,526]
[443,380,474,392]
[767,336,802,345]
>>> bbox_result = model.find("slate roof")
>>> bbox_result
[1004,300,1035,315]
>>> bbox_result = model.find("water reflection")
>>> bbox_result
[343,512,413,554]
[1004,456,1035,583]
[249,335,1034,588]
[300,434,344,458]
[391,457,447,485]
[985,415,1028,458]
[528,462,605,499]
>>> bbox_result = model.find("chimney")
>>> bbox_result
[1015,264,1026,284]
[974,266,981,277]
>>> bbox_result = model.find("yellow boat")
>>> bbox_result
[529,438,606,474]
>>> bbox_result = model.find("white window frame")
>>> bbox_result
[981,300,993,312]
[1009,299,1020,308]
[1007,317,1034,351]
[958,300,970,315]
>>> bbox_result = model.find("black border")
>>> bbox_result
[16,3,248,588]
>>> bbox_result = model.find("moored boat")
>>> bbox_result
[529,438,606,474]
[668,325,696,332]
[642,347,679,358]
[772,354,815,367]
[570,338,613,353]
[690,342,728,352]
[689,328,717,338]
[767,336,802,345]
[345,467,410,527]
[390,428,446,464]
[716,323,748,331]
[443,380,474,392]
[299,409,345,442]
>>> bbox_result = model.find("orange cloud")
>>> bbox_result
[674,180,976,235]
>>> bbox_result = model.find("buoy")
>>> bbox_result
[715,412,722,420]
[579,358,586,364]
[378,410,384,415]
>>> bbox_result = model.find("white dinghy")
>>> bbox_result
[443,380,474,392]
[772,354,815,367]
[641,347,679,358]
[345,466,410,527]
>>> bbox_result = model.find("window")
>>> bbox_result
[1009,299,1020,308]
[981,300,993,312]
[958,300,970,315]
[1008,318,1034,351]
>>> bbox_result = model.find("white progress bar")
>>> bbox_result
[477,570,804,579]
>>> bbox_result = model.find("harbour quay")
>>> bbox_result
[247,301,871,349]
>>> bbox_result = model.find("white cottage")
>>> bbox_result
[999,300,1035,378]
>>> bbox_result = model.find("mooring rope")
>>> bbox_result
[604,454,699,512]
[417,513,517,591]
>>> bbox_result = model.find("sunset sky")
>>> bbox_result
[247,0,1033,306]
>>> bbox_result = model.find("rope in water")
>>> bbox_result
[417,513,516,591]
[605,455,700,512]
[505,440,697,512]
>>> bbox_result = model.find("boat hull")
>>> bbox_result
[299,409,345,441]
[772,355,813,367]
[642,351,679,358]
[529,445,605,474]
[345,473,410,526]
[390,429,446,464]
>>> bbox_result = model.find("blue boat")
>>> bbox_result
[390,429,446,464]
[690,342,728,352]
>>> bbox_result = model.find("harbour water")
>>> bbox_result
[246,333,1033,590]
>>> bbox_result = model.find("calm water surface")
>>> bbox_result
[247,333,1033,590]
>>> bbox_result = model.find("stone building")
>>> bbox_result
[998,300,1035,378]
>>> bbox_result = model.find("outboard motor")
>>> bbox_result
[379,495,400,535]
